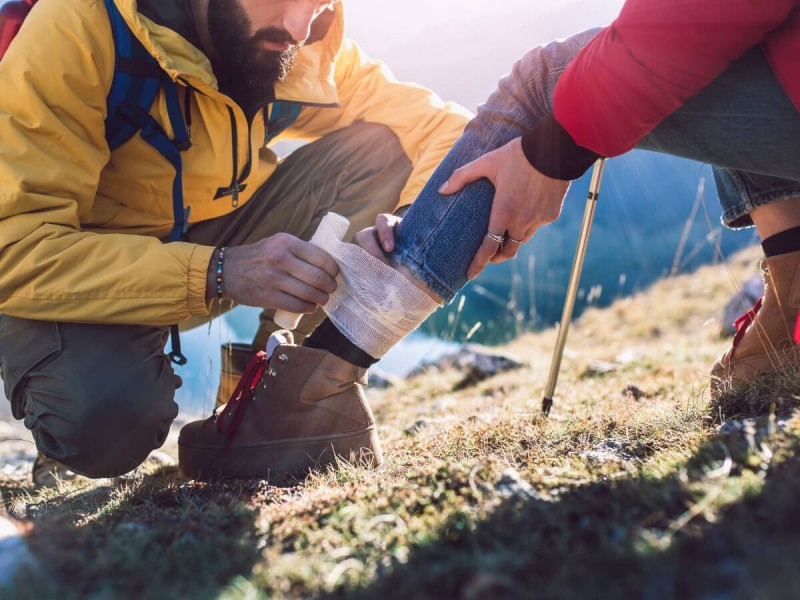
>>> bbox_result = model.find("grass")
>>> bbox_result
[3,244,800,600]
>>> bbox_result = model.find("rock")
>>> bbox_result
[721,276,764,337]
[404,417,455,436]
[581,440,639,464]
[0,423,36,481]
[622,385,647,400]
[580,361,618,379]
[493,468,538,500]
[615,349,641,365]
[432,396,456,411]
[0,512,38,588]
[407,346,523,387]
[717,415,787,468]
[366,368,400,389]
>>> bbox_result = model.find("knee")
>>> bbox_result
[28,376,178,479]
[334,122,411,182]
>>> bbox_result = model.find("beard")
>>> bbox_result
[207,0,302,104]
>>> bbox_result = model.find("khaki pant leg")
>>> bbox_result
[0,316,179,478]
[185,121,412,348]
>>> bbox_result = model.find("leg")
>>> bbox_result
[318,35,800,392]
[186,122,411,407]
[303,31,604,363]
[177,36,596,476]
[631,48,800,392]
[750,199,800,240]
[0,316,179,478]
[392,30,602,300]
[637,46,800,237]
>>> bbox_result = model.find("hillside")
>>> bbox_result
[2,244,800,600]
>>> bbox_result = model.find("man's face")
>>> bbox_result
[207,0,335,97]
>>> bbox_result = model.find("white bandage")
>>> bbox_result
[274,213,350,331]
[277,213,441,358]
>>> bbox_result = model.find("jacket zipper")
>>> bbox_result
[216,98,339,207]
[228,107,241,208]
[215,104,253,207]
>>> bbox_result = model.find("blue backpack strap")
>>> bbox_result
[103,0,192,366]
[103,0,191,241]
[265,101,303,144]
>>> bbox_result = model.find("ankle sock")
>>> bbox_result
[303,318,378,368]
[762,226,800,257]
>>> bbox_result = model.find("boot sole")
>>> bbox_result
[178,427,383,481]
[711,346,800,399]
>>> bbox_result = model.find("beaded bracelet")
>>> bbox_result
[216,246,228,300]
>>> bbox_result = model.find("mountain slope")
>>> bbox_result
[3,244,800,600]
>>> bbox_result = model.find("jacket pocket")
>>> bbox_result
[0,316,62,420]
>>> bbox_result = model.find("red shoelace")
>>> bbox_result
[216,351,267,436]
[730,298,762,360]
[730,298,800,360]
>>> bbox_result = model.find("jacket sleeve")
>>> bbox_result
[0,0,214,326]
[282,39,472,207]
[552,0,796,159]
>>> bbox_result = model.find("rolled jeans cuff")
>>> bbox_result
[714,167,800,229]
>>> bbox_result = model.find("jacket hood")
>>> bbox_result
[112,0,342,106]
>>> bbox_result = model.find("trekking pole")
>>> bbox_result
[541,158,607,417]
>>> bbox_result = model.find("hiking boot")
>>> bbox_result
[178,331,383,480]
[32,453,81,488]
[711,251,800,397]
[216,343,256,409]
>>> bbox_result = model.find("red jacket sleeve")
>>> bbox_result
[553,0,796,158]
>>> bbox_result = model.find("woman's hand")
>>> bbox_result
[439,137,570,279]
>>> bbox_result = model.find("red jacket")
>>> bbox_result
[521,0,800,179]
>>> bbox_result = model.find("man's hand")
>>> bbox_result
[439,137,571,280]
[207,233,340,313]
[353,213,402,257]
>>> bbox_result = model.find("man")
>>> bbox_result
[0,0,469,483]
[177,0,800,478]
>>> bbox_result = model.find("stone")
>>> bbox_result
[407,346,523,386]
[0,513,37,588]
[580,361,618,378]
[403,417,455,435]
[581,440,639,464]
[721,276,764,337]
[366,368,400,389]
[493,468,538,500]
[717,415,788,469]
[622,385,647,400]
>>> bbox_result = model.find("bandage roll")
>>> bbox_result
[274,213,350,332]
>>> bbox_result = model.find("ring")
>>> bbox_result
[506,235,524,244]
[486,231,505,244]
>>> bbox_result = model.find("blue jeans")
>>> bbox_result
[393,29,800,302]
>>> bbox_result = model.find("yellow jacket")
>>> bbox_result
[0,0,470,326]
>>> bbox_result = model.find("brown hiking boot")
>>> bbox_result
[711,251,800,397]
[178,331,383,480]
[32,453,82,488]
[216,343,256,410]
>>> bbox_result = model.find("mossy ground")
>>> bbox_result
[3,245,800,600]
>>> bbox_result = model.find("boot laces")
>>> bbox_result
[731,297,763,359]
[215,351,268,436]
[758,257,800,347]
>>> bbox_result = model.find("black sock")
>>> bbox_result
[762,226,800,257]
[303,318,378,368]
